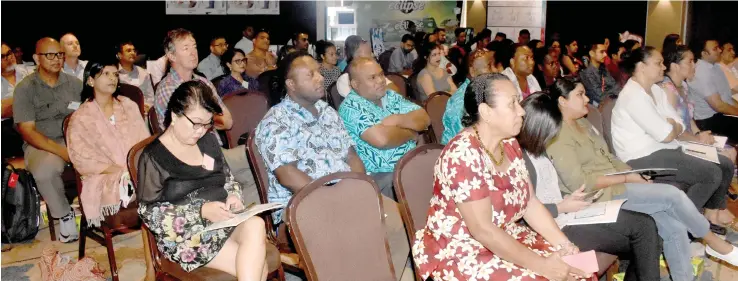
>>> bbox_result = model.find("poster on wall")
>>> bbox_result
[227,1,280,15]
[370,0,459,46]
[487,0,545,41]
[166,1,227,15]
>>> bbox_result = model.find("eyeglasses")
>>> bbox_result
[214,43,229,48]
[1,52,12,60]
[37,52,65,60]
[232,58,246,65]
[182,113,214,131]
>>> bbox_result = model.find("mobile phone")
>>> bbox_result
[582,190,603,201]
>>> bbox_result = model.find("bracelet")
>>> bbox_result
[553,241,575,251]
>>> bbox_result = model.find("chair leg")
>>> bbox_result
[78,215,87,259]
[47,208,56,242]
[103,226,119,281]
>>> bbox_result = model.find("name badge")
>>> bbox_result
[241,81,249,89]
[67,101,81,110]
[202,153,215,171]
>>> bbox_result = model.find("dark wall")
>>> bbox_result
[688,1,738,47]
[1,1,316,63]
[545,1,648,47]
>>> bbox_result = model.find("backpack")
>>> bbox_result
[2,161,41,243]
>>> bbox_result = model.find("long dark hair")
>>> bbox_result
[663,45,691,73]
[163,80,223,128]
[81,59,121,102]
[412,42,443,75]
[662,34,681,53]
[461,73,511,127]
[518,91,562,156]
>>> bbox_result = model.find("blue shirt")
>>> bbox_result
[197,53,225,80]
[441,79,470,144]
[254,96,355,223]
[337,59,347,72]
[338,90,421,173]
[216,74,260,97]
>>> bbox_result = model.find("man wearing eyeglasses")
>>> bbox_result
[197,36,228,80]
[60,33,87,81]
[13,37,83,243]
[117,41,155,110]
[1,42,31,159]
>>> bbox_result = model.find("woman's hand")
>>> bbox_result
[225,195,245,213]
[557,242,580,256]
[697,130,716,145]
[539,251,591,281]
[202,201,235,223]
[556,185,591,213]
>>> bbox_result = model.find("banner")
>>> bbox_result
[369,0,459,45]
[165,0,279,15]
[227,0,280,15]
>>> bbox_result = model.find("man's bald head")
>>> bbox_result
[34,38,63,74]
[60,33,81,58]
[349,57,386,100]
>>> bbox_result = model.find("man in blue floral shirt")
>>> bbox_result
[339,58,430,199]
[255,52,365,224]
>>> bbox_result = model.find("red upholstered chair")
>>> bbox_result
[222,90,269,148]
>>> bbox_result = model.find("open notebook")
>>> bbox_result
[201,203,284,233]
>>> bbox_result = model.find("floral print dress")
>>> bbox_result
[412,131,576,281]
[136,133,243,272]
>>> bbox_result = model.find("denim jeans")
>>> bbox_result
[614,183,710,281]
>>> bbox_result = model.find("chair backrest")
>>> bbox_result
[378,48,395,73]
[245,133,274,226]
[385,73,408,98]
[424,92,451,144]
[392,144,443,234]
[147,108,162,135]
[286,172,396,281]
[258,69,282,106]
[328,82,344,110]
[586,103,603,135]
[600,95,618,154]
[408,74,420,102]
[127,135,158,190]
[222,90,269,148]
[118,83,146,117]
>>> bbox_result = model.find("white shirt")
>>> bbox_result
[234,37,254,54]
[148,56,168,86]
[1,65,31,99]
[118,64,155,106]
[62,59,88,81]
[611,79,683,162]
[526,152,571,229]
[336,73,392,97]
[502,67,542,100]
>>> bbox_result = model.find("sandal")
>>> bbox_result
[726,218,738,233]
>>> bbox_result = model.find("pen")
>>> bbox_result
[685,149,706,155]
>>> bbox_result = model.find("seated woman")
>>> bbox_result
[67,60,151,227]
[413,73,590,281]
[316,40,341,92]
[659,45,737,165]
[611,47,736,233]
[518,92,660,281]
[542,78,738,281]
[137,81,268,279]
[533,48,561,88]
[561,38,583,77]
[216,48,259,96]
[413,43,456,102]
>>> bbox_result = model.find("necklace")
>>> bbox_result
[472,125,505,166]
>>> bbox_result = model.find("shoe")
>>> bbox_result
[705,245,738,267]
[58,211,79,243]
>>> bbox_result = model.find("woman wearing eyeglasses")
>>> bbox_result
[216,48,259,97]
[137,80,269,279]
[67,59,150,228]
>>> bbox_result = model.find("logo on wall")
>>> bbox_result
[389,0,426,14]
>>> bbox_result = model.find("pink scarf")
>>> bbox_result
[67,96,150,226]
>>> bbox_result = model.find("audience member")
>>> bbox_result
[137,80,268,279]
[561,38,583,76]
[245,29,277,78]
[291,31,310,52]
[339,58,429,198]
[660,45,737,164]
[234,25,255,54]
[67,59,150,227]
[433,28,448,54]
[60,33,87,81]
[441,48,495,144]
[13,38,82,242]
[116,41,155,109]
[519,91,661,281]
[414,43,456,101]
[315,40,340,92]
[502,45,541,99]
[149,55,168,86]
[413,73,589,281]
[336,36,399,97]
[607,41,627,86]
[580,42,621,107]
[216,48,259,96]
[662,33,682,53]
[388,34,416,75]
[494,32,507,42]
[524,79,738,280]
[197,36,228,80]
[13,46,34,66]
[623,39,641,51]
[1,42,30,158]
[689,39,738,143]
[472,28,492,51]
[255,51,365,224]
[518,29,531,46]
[533,48,560,88]
[718,41,738,92]
[527,39,544,51]
[611,47,736,234]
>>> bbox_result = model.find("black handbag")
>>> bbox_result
[1,161,41,244]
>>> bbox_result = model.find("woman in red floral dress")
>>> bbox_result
[412,73,589,281]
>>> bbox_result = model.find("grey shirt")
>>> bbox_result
[197,53,224,80]
[689,59,736,120]
[13,72,82,142]
[388,47,416,73]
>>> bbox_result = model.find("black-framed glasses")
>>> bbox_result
[214,43,229,48]
[232,58,246,65]
[1,52,12,60]
[182,113,214,131]
[37,52,65,60]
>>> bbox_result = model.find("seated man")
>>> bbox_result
[14,38,83,242]
[442,48,496,144]
[116,41,155,109]
[197,35,228,80]
[60,33,87,81]
[580,42,620,108]
[245,29,277,79]
[336,36,401,97]
[387,34,416,75]
[339,58,430,199]
[2,42,31,158]
[502,44,541,100]
[255,51,365,225]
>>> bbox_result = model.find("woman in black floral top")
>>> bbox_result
[137,81,268,279]
[316,40,341,92]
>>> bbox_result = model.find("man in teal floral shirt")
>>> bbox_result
[255,52,365,224]
[339,58,430,199]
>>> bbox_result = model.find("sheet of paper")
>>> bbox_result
[733,94,738,103]
[563,250,599,273]
[573,204,606,219]
[201,203,284,233]
[681,142,720,164]
[713,136,728,149]
[604,168,677,176]
[563,199,627,226]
